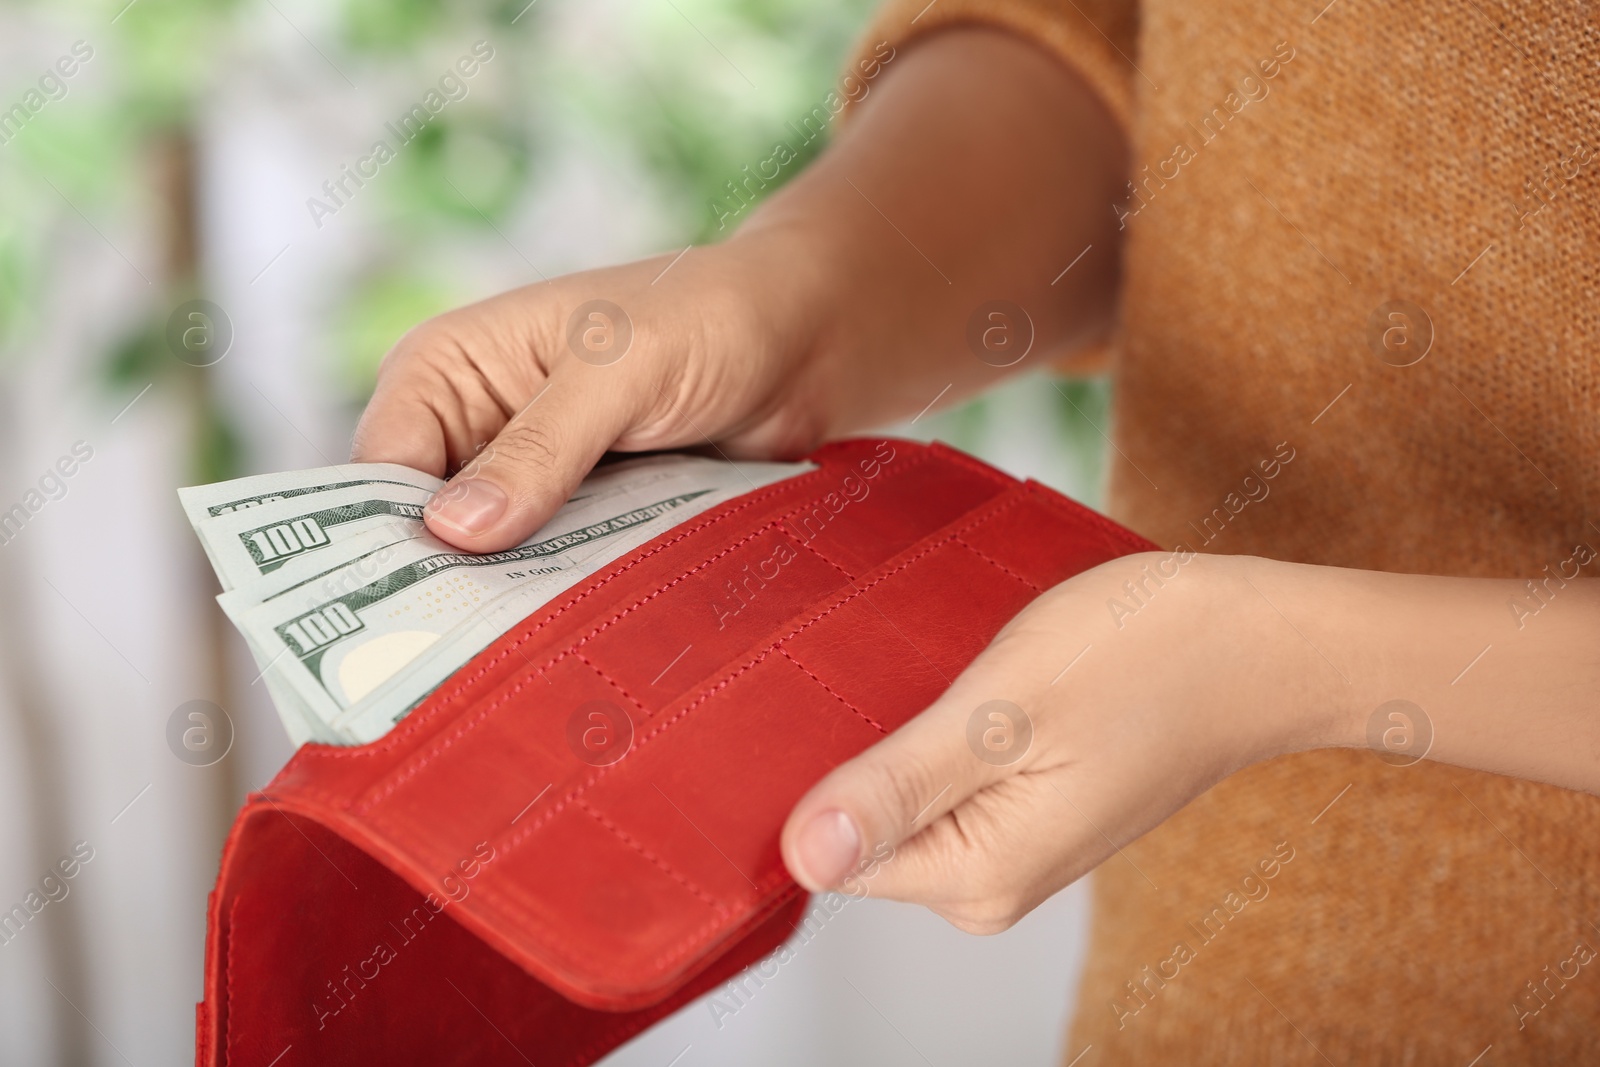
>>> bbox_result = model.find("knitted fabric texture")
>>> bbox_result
[852,1,1600,1063]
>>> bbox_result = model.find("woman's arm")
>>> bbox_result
[1272,554,1600,792]
[352,28,1126,551]
[743,26,1128,431]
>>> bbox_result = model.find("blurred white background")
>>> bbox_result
[0,1,1110,1062]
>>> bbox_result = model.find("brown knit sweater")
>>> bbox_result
[852,2,1600,1063]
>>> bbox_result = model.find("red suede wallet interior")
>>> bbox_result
[196,437,1156,1066]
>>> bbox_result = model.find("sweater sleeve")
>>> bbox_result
[845,0,1141,133]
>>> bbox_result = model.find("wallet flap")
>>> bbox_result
[216,438,1157,1023]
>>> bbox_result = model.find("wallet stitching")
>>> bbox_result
[952,534,1045,593]
[789,533,960,700]
[574,799,729,914]
[778,447,1006,589]
[786,527,856,579]
[402,452,939,732]
[460,525,1003,975]
[557,651,788,902]
[358,488,1032,988]
[776,646,886,733]
[766,449,938,575]
[643,869,791,974]
[554,503,841,656]
[571,650,653,719]
[1022,480,1157,553]
[349,520,789,811]
[761,448,941,579]
[351,796,785,1005]
[482,493,1030,893]
[926,440,1015,488]
[515,494,1029,820]
[222,893,238,1066]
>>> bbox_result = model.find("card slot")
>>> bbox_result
[359,655,636,863]
[779,441,1010,579]
[574,654,885,906]
[781,537,1041,731]
[576,522,852,715]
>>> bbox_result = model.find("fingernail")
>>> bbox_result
[793,809,861,890]
[426,479,507,535]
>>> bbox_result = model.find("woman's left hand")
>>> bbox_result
[776,550,1335,929]
[779,544,1600,928]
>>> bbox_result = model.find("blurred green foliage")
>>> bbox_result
[332,270,457,394]
[550,0,880,241]
[0,0,1108,497]
[326,0,882,393]
[1051,376,1112,505]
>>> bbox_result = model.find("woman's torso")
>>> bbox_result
[1082,1,1600,1062]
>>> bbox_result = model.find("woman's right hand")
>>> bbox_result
[351,227,833,553]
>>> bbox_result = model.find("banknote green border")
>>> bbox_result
[205,477,417,517]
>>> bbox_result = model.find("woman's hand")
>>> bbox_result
[779,550,1600,930]
[351,28,1129,553]
[779,551,1329,931]
[351,232,831,553]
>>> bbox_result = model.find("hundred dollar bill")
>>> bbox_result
[223,455,809,744]
[179,463,441,582]
[219,531,427,746]
[236,529,429,745]
[210,452,736,608]
[194,482,435,590]
[205,456,691,742]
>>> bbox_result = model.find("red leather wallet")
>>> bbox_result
[196,437,1155,1066]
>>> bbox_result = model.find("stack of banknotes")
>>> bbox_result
[179,454,809,746]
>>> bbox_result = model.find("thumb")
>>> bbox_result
[423,370,637,552]
[780,688,1031,893]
